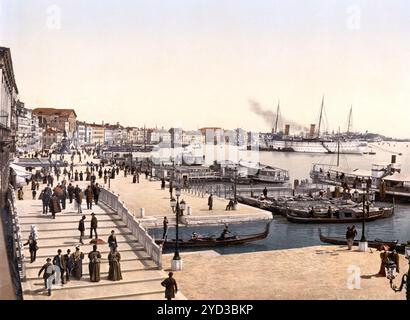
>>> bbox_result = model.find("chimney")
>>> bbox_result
[391,155,396,164]
[284,124,290,136]
[309,124,316,137]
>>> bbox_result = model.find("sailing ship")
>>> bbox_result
[266,98,367,154]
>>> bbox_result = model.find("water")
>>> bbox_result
[148,141,410,254]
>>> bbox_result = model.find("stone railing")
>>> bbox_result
[99,188,162,269]
[7,185,26,281]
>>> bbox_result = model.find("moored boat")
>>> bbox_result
[318,228,407,253]
[156,222,271,248]
[286,206,394,224]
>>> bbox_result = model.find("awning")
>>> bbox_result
[383,172,410,183]
[10,163,33,178]
[350,169,372,177]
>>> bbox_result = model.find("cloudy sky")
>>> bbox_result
[1,0,410,137]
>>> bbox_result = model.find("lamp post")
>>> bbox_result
[353,182,374,252]
[170,187,185,271]
[385,246,410,300]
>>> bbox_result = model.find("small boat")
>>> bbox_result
[156,223,271,248]
[286,206,394,224]
[318,228,407,252]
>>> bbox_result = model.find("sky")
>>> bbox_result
[1,0,410,137]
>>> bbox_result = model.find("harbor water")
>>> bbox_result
[149,141,410,254]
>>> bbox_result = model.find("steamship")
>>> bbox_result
[265,98,367,154]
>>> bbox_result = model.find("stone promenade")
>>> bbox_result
[17,181,185,300]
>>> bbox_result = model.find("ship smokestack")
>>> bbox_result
[309,124,316,137]
[284,124,290,136]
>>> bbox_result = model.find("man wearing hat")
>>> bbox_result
[38,258,55,296]
[90,213,98,239]
[78,215,86,245]
[161,272,178,300]
[63,249,74,282]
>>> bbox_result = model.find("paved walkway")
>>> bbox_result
[163,245,407,300]
[106,174,272,227]
[16,191,185,300]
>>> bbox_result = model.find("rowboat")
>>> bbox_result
[286,206,394,224]
[156,223,271,248]
[318,228,407,252]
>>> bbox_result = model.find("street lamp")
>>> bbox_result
[170,187,183,271]
[385,246,410,300]
[353,182,372,252]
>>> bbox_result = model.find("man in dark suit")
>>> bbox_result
[78,215,86,245]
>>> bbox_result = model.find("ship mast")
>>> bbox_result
[337,126,340,167]
[317,95,324,138]
[347,105,353,134]
[273,100,280,134]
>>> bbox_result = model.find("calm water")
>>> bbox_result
[149,141,410,254]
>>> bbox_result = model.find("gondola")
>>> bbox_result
[156,222,271,248]
[318,228,407,253]
[286,207,394,224]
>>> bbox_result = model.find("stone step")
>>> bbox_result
[23,238,143,250]
[23,270,167,300]
[29,247,148,260]
[21,229,133,239]
[24,263,160,281]
[25,255,152,270]
[21,222,128,233]
[19,217,122,224]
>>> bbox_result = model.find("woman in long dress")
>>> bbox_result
[72,247,84,280]
[88,245,102,282]
[108,247,122,281]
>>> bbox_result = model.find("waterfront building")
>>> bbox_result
[0,46,18,200]
[75,121,93,146]
[149,128,171,145]
[199,127,224,145]
[16,101,43,152]
[89,123,104,145]
[32,107,77,139]
[104,123,126,145]
[181,130,204,146]
[169,127,182,148]
[42,127,64,150]
[126,127,145,144]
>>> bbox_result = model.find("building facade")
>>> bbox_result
[89,123,104,145]
[0,46,18,207]
[32,108,77,138]
[42,127,64,149]
[15,101,42,152]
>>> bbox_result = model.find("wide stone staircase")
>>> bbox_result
[16,198,185,300]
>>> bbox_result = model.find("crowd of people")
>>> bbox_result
[19,148,178,300]
[38,243,123,296]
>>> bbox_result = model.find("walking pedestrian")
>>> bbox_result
[88,245,101,282]
[24,234,38,263]
[49,193,61,219]
[52,249,65,285]
[108,247,122,281]
[32,189,37,200]
[162,216,168,239]
[108,230,118,250]
[38,258,55,296]
[63,249,74,282]
[346,225,357,250]
[90,212,98,239]
[208,194,213,210]
[93,184,100,205]
[85,186,93,210]
[17,187,24,200]
[161,272,178,301]
[78,215,86,244]
[72,246,84,280]
[75,189,83,213]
